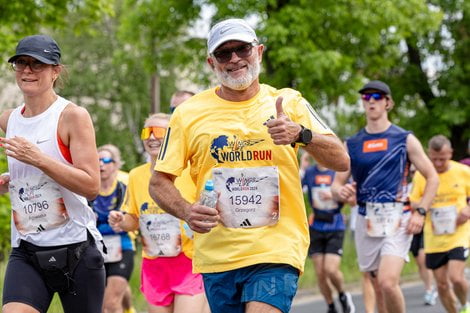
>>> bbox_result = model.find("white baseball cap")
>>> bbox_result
[207,18,258,54]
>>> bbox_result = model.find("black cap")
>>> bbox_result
[358,80,391,95]
[8,35,61,65]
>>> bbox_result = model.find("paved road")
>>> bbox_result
[291,282,445,313]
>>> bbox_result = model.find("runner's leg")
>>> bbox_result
[362,272,376,313]
[369,271,388,313]
[323,253,344,293]
[312,254,335,305]
[246,301,282,313]
[448,260,468,308]
[103,276,129,313]
[173,293,208,313]
[433,264,457,313]
[377,255,405,313]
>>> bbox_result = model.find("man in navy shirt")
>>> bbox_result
[332,80,438,313]
[302,160,355,313]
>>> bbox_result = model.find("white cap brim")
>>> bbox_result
[208,33,257,53]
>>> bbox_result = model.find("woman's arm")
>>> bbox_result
[1,104,100,200]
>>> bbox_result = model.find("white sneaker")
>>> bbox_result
[424,289,437,306]
[338,292,355,313]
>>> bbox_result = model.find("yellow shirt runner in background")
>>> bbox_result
[410,160,470,253]
[122,163,196,259]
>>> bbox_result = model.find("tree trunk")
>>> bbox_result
[151,73,160,114]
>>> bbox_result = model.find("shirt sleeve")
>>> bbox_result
[121,173,139,217]
[154,109,188,177]
[465,166,470,202]
[409,172,425,203]
[282,91,334,136]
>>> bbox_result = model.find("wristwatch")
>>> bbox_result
[415,207,427,217]
[294,125,313,146]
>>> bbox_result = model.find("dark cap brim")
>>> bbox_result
[8,53,57,65]
[358,87,389,94]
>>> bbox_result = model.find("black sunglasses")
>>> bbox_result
[212,42,257,63]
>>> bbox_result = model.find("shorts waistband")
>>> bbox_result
[357,202,411,216]
[18,232,93,253]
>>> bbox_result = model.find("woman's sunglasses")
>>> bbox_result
[99,157,115,164]
[361,93,386,101]
[141,126,166,140]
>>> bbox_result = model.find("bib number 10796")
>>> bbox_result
[23,201,50,214]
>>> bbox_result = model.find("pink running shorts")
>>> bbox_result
[141,252,204,306]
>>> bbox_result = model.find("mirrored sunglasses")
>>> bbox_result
[12,59,51,73]
[99,157,115,164]
[212,42,256,63]
[141,126,166,140]
[361,93,386,101]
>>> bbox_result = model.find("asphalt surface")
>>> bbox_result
[291,281,445,313]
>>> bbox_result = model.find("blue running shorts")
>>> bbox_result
[202,263,299,313]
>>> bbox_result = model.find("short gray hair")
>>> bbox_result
[428,135,452,151]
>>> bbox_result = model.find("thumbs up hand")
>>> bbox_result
[266,97,302,145]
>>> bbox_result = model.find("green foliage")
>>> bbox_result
[52,0,209,169]
[0,0,113,69]
[3,0,467,159]
[205,0,468,155]
[53,9,151,169]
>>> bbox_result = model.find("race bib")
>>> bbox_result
[312,186,338,210]
[213,166,280,228]
[430,206,457,235]
[140,213,181,257]
[102,235,122,263]
[365,202,403,237]
[9,175,69,235]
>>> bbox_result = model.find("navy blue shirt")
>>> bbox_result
[346,124,411,216]
[92,180,133,250]
[302,165,345,232]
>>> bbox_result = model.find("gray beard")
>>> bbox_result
[215,59,260,91]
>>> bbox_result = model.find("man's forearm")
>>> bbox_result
[149,171,191,221]
[303,134,350,172]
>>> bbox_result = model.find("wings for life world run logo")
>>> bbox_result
[210,135,272,164]
[18,182,47,202]
[225,174,269,192]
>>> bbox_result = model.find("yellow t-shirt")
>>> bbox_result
[154,84,335,273]
[122,163,197,259]
[410,160,470,253]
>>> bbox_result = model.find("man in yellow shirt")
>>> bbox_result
[149,18,350,313]
[410,135,470,313]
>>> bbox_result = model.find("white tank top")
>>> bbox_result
[6,96,101,247]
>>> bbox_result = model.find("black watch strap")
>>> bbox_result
[292,124,312,147]
[416,207,427,216]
